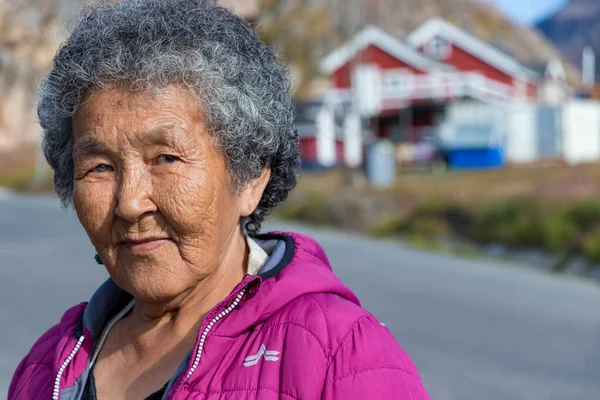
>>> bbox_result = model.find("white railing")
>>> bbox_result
[380,71,515,105]
[325,68,521,117]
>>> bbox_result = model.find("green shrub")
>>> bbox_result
[567,200,600,232]
[405,234,447,252]
[277,192,334,226]
[369,217,405,238]
[410,217,450,237]
[470,200,544,247]
[276,204,304,221]
[582,227,600,264]
[412,201,446,219]
[442,206,473,236]
[398,202,451,238]
[278,180,600,270]
[543,213,578,251]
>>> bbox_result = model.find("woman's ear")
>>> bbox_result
[239,168,271,217]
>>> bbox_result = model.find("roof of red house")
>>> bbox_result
[407,18,538,80]
[321,25,451,75]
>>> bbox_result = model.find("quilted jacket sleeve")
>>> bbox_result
[321,314,430,400]
[8,325,61,400]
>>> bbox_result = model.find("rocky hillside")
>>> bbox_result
[536,0,600,80]
[0,1,62,156]
[326,0,565,69]
[0,0,256,161]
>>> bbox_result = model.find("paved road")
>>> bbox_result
[1,195,599,399]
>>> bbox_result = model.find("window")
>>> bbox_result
[426,36,452,60]
[383,70,413,96]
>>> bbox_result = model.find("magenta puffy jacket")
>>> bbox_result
[9,232,430,400]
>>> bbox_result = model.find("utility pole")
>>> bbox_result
[343,0,364,187]
[582,46,596,89]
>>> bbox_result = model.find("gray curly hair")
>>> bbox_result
[39,0,299,235]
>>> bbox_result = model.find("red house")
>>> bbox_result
[319,19,545,145]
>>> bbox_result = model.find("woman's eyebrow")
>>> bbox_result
[73,138,112,158]
[138,124,193,149]
[138,124,177,145]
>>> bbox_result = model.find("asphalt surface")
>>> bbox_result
[1,194,599,399]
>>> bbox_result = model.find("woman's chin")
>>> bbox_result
[125,281,187,305]
[112,268,188,304]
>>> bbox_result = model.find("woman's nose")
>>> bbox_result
[114,169,157,223]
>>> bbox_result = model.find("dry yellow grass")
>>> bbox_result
[293,163,600,209]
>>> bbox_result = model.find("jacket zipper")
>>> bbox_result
[53,335,85,400]
[52,287,248,399]
[185,288,247,380]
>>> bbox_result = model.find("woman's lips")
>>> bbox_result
[120,238,170,255]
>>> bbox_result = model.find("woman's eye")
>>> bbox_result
[158,154,180,164]
[90,164,113,173]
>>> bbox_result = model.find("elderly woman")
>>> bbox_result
[9,1,429,399]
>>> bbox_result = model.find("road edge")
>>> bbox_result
[0,186,15,200]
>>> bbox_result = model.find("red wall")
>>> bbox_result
[335,140,345,164]
[299,137,318,163]
[299,137,345,166]
[527,82,538,98]
[419,43,538,99]
[434,44,513,85]
[332,45,427,89]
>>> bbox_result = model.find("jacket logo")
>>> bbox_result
[243,344,280,367]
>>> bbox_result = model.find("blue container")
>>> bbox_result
[446,147,504,169]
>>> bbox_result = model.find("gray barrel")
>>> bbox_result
[366,141,396,188]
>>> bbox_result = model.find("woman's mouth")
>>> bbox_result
[120,237,170,255]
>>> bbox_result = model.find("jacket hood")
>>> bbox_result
[216,232,361,337]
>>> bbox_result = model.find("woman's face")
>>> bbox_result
[72,86,268,302]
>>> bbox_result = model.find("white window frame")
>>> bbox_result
[426,36,452,60]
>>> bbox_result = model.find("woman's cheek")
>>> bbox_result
[73,180,116,236]
[154,167,210,213]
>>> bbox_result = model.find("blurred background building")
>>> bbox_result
[0,0,599,177]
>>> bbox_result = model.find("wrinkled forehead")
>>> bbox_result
[75,83,203,120]
[72,85,210,153]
